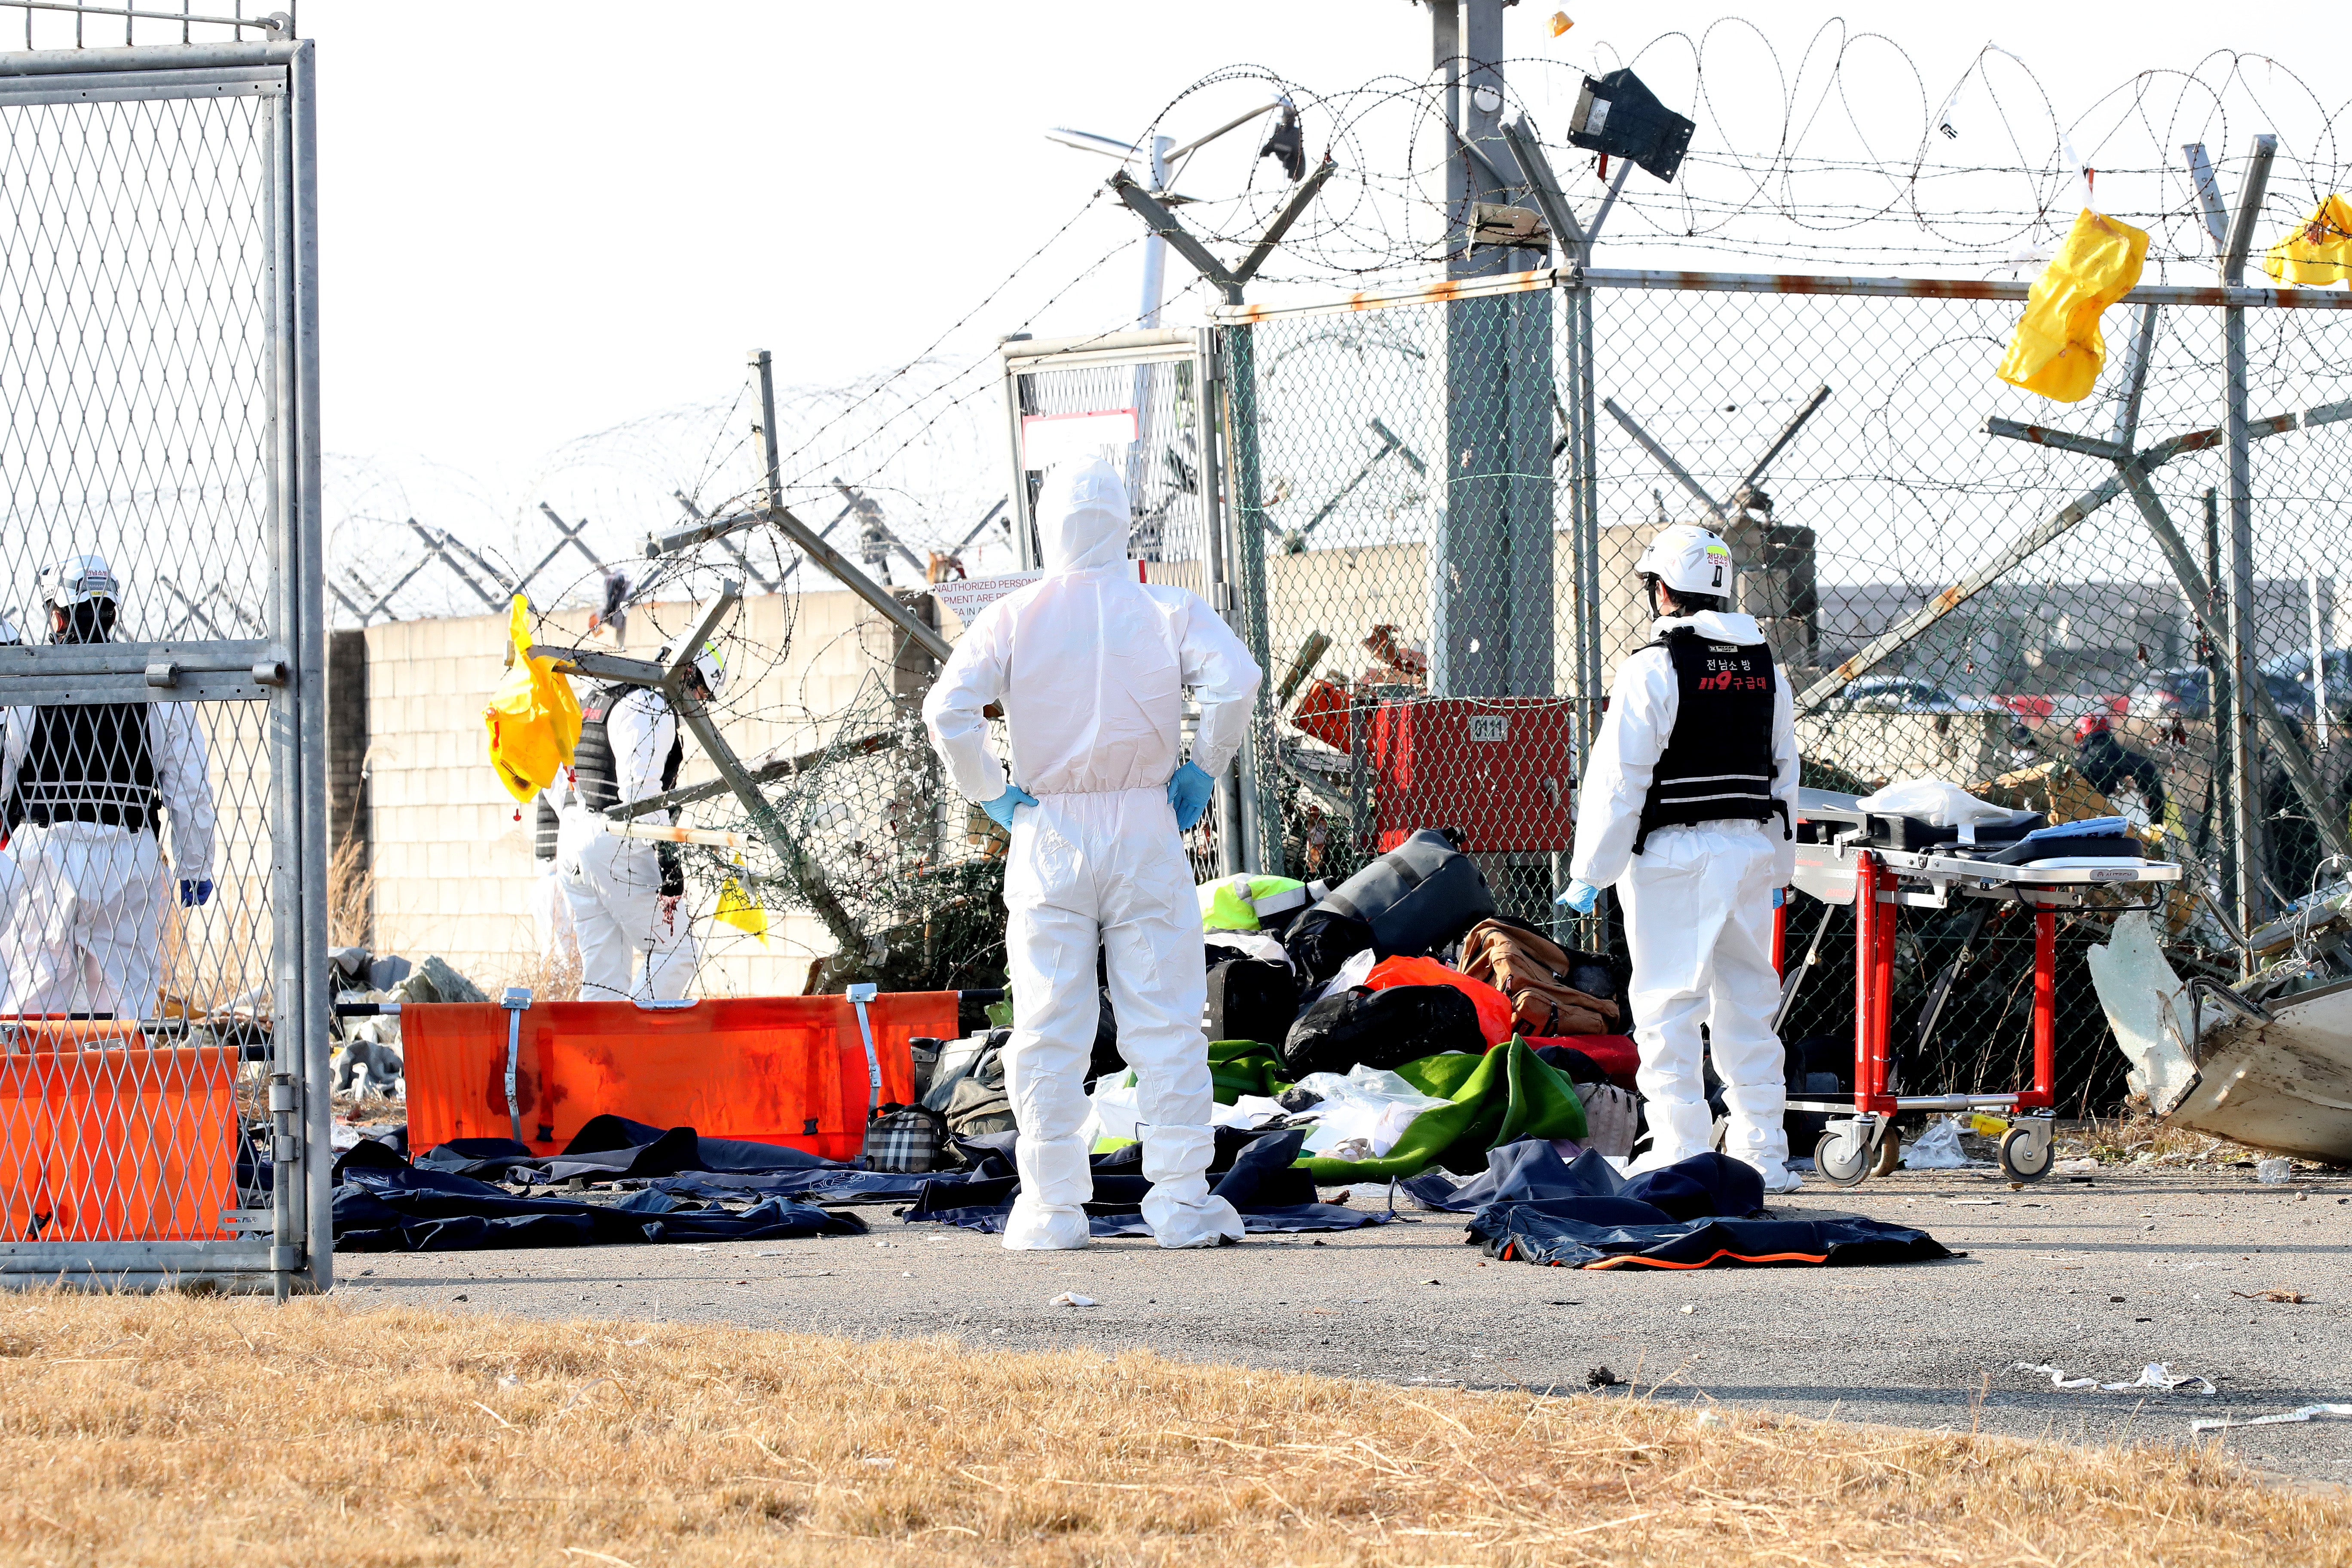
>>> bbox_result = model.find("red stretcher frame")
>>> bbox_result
[1777,850,2058,1117]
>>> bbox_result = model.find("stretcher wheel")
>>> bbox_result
[1872,1127,1902,1176]
[1998,1126,2053,1184]
[1815,1127,1871,1187]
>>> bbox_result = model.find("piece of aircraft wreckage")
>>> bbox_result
[2089,898,2352,1164]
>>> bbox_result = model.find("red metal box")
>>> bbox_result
[1370,697,1577,852]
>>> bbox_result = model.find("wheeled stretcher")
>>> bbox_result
[1775,788,2180,1187]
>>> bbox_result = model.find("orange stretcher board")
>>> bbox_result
[401,994,952,1161]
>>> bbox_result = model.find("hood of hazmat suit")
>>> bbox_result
[1568,606,1801,1191]
[922,457,1265,1249]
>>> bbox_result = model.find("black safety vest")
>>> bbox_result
[11,702,158,834]
[570,683,686,897]
[571,682,683,815]
[1633,627,1788,854]
[534,796,559,862]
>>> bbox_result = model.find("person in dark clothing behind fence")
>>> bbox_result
[2073,713,2165,831]
[0,554,216,1018]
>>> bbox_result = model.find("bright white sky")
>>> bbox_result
[297,1,2343,577]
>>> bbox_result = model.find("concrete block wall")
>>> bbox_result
[358,586,877,998]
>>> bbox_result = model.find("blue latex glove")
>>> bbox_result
[1167,760,1215,831]
[1771,885,1785,909]
[981,784,1037,831]
[179,878,212,908]
[1556,879,1599,915]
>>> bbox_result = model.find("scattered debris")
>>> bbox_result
[2089,911,2352,1164]
[2192,1403,2352,1433]
[1678,1303,1697,1315]
[2230,1289,2309,1304]
[1587,1366,1625,1388]
[2018,1361,2215,1395]
[2257,1158,2292,1185]
[1048,1292,1096,1308]
[1903,1117,1978,1170]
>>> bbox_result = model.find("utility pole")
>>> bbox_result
[1428,0,1553,699]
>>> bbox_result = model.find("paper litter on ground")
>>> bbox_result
[2018,1361,2215,1394]
[2192,1402,2352,1433]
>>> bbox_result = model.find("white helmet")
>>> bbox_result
[1634,523,1733,599]
[662,638,727,699]
[40,552,119,609]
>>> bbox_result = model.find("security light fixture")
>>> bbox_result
[1566,67,1694,184]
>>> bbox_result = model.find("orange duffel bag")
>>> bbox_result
[402,993,954,1161]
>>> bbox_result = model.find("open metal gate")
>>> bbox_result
[0,23,328,1293]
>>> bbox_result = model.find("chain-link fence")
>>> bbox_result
[0,24,328,1291]
[1208,266,2352,1115]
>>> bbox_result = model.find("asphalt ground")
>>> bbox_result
[340,1164,2352,1485]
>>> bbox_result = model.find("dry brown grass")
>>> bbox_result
[2071,1098,2282,1167]
[327,831,375,952]
[0,1293,2340,1565]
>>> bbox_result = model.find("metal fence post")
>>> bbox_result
[1198,326,1247,877]
[1222,323,1277,873]
[263,44,302,1303]
[291,36,332,1293]
[2222,135,2277,940]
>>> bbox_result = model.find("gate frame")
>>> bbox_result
[0,37,329,1296]
[996,326,1268,876]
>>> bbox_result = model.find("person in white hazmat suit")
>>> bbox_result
[1560,524,1801,1192]
[0,619,26,1011]
[922,457,1263,1250]
[554,643,723,1002]
[0,555,216,1019]
[530,782,581,975]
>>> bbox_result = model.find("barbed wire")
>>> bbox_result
[323,26,2352,990]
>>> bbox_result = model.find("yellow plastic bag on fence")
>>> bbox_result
[483,594,582,805]
[714,876,770,946]
[1996,208,2150,404]
[2264,195,2352,287]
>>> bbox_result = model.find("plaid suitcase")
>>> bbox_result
[863,1103,948,1173]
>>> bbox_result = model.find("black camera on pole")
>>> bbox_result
[1566,68,1695,184]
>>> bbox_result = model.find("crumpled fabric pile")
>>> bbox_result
[331,1136,867,1253]
[1409,1139,1953,1271]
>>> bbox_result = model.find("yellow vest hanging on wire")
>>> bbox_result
[483,594,583,805]
[2264,195,2352,287]
[1996,209,2150,404]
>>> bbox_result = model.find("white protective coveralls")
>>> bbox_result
[1568,608,1799,1184]
[530,784,581,974]
[922,458,1263,1250]
[0,702,216,1018]
[556,686,695,1003]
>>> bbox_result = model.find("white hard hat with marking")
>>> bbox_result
[1634,523,1733,598]
[660,638,727,698]
[40,552,119,609]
